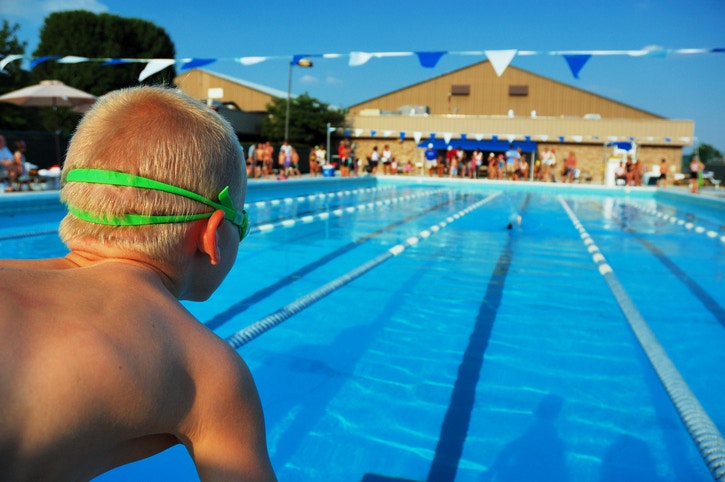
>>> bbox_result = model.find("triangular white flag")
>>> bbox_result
[443,133,453,144]
[0,54,23,71]
[354,129,364,137]
[475,134,484,141]
[238,56,267,66]
[58,56,89,64]
[413,132,422,143]
[383,130,393,138]
[539,134,549,141]
[507,134,516,143]
[138,59,176,81]
[572,135,583,143]
[349,52,373,66]
[485,49,517,77]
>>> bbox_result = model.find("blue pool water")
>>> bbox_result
[1,179,723,481]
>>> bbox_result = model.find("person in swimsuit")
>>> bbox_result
[0,86,275,481]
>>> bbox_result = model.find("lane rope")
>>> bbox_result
[252,188,442,234]
[627,200,725,244]
[558,195,725,481]
[226,192,501,349]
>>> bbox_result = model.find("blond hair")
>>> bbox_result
[59,86,245,263]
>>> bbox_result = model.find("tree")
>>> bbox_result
[0,20,37,129]
[696,143,723,166]
[33,11,176,95]
[262,93,346,147]
[30,11,176,133]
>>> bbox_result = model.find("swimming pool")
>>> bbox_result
[2,178,724,481]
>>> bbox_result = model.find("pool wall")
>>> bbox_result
[2,176,723,215]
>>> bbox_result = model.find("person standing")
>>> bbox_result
[689,156,703,193]
[657,158,668,188]
[309,146,320,176]
[0,135,19,192]
[425,143,437,177]
[381,144,393,175]
[540,147,553,182]
[471,148,482,179]
[505,144,520,180]
[369,146,380,175]
[338,139,351,177]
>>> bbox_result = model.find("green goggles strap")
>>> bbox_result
[64,168,249,240]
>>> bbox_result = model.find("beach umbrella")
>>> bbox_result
[0,80,97,164]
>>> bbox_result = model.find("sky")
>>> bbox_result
[3,0,725,152]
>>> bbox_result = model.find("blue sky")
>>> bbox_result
[4,0,725,152]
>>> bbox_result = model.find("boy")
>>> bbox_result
[0,86,276,481]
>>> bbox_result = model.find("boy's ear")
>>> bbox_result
[199,210,226,265]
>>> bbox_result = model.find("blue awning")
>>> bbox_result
[417,138,537,152]
[606,141,632,150]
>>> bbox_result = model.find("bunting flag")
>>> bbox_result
[415,51,446,68]
[57,56,89,64]
[0,54,23,71]
[563,54,592,79]
[327,127,691,147]
[180,58,217,70]
[0,46,721,82]
[238,56,267,66]
[139,59,175,81]
[30,55,59,69]
[485,49,517,77]
[383,130,393,137]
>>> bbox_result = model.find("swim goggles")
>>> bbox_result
[64,168,250,242]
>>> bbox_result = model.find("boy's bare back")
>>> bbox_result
[1,255,272,481]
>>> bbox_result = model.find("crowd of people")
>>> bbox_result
[246,140,302,180]
[422,144,580,183]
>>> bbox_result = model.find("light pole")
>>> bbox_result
[285,58,313,141]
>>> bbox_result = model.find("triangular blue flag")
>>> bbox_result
[563,54,591,79]
[492,135,498,142]
[371,130,377,137]
[399,131,406,141]
[460,133,467,141]
[181,58,217,70]
[415,51,447,68]
[430,133,436,140]
[559,136,565,143]
[30,56,59,69]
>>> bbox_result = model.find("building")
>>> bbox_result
[174,69,286,141]
[176,63,694,183]
[347,60,694,183]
